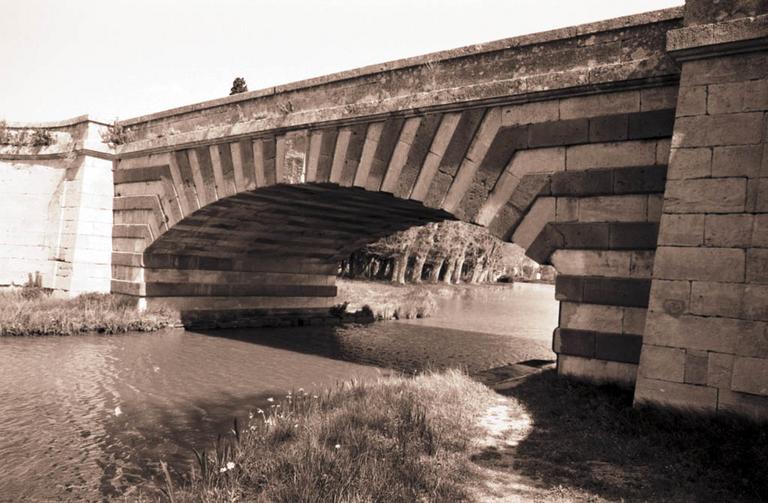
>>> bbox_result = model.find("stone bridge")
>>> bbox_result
[1,0,767,418]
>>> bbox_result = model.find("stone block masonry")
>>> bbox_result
[0,118,113,295]
[635,0,768,420]
[4,0,768,421]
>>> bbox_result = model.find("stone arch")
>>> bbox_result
[112,88,676,384]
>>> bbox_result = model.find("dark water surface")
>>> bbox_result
[0,283,557,501]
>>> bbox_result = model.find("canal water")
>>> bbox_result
[0,282,557,501]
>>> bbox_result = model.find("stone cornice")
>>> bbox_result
[115,76,679,158]
[667,13,768,61]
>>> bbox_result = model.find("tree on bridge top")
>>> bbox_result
[229,77,248,95]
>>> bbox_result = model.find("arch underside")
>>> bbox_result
[112,88,677,385]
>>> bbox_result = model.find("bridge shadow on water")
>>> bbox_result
[194,321,556,375]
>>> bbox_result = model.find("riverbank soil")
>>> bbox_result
[469,368,768,502]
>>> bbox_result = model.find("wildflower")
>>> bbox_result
[313,395,319,399]
[226,462,235,470]
[334,444,341,449]
[114,406,122,417]
[294,423,299,428]
[248,412,254,419]
[267,397,274,403]
[219,467,227,473]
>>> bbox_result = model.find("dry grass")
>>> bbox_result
[152,370,495,502]
[336,279,440,320]
[0,290,179,336]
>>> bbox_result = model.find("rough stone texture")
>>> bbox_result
[0,118,113,295]
[558,354,638,386]
[639,344,686,382]
[638,0,768,418]
[731,357,768,396]
[635,375,718,410]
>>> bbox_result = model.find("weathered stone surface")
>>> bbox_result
[718,388,768,421]
[578,195,648,222]
[566,141,658,170]
[684,350,709,385]
[712,145,763,177]
[676,85,707,116]
[556,275,652,307]
[623,307,648,335]
[589,114,628,143]
[528,118,588,147]
[560,302,623,333]
[666,147,711,180]
[555,328,595,358]
[679,52,768,87]
[559,91,641,120]
[690,281,745,318]
[658,213,705,246]
[744,284,768,321]
[731,357,768,396]
[502,101,559,126]
[704,214,753,247]
[639,344,686,382]
[628,109,676,139]
[645,311,764,354]
[595,333,644,364]
[551,250,632,278]
[559,354,638,386]
[663,178,746,213]
[634,376,717,410]
[511,197,555,249]
[641,86,678,111]
[654,246,745,282]
[707,352,735,389]
[671,113,764,147]
[747,249,768,283]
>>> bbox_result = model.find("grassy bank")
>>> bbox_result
[157,370,495,502]
[336,279,442,320]
[336,278,549,321]
[0,290,179,336]
[131,367,768,502]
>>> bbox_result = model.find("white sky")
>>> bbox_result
[0,0,682,123]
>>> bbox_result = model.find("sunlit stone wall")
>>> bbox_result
[0,118,113,295]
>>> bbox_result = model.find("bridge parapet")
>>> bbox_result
[114,8,682,158]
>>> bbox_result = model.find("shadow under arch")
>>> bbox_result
[135,183,458,325]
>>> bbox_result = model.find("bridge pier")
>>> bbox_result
[634,0,768,417]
